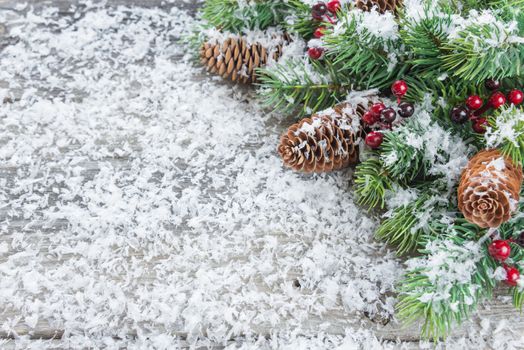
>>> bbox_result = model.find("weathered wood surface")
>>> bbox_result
[0,0,522,348]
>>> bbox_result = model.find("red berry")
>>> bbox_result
[362,111,378,125]
[326,0,341,13]
[370,102,386,117]
[508,89,524,105]
[450,106,470,124]
[488,240,511,262]
[472,118,488,133]
[308,47,324,60]
[391,80,408,98]
[314,27,326,38]
[505,266,520,287]
[398,102,415,118]
[365,131,383,149]
[485,79,500,91]
[381,107,397,123]
[489,91,506,109]
[311,2,328,20]
[466,95,483,110]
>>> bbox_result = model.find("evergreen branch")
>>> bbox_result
[354,157,393,209]
[256,58,353,116]
[323,10,403,89]
[441,21,524,83]
[381,127,429,182]
[401,14,452,79]
[375,191,446,255]
[485,106,524,166]
[512,287,524,311]
[201,0,291,32]
[397,221,496,340]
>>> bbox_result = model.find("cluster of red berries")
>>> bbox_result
[450,79,524,133]
[363,80,414,149]
[308,1,341,60]
[488,239,521,287]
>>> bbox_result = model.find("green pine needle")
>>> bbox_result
[442,22,524,83]
[397,221,495,340]
[354,157,393,209]
[375,193,436,255]
[256,58,353,116]
[201,0,291,32]
[486,106,524,166]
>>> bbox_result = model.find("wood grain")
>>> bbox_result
[0,0,522,348]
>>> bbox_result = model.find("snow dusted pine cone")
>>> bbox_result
[458,149,523,228]
[355,0,403,13]
[278,102,366,173]
[200,34,289,84]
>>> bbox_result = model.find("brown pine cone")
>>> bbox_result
[277,102,367,173]
[200,34,288,84]
[355,0,403,13]
[457,149,523,228]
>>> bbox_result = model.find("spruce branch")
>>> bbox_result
[441,20,524,83]
[397,221,496,340]
[375,190,450,255]
[381,126,429,182]
[257,58,354,116]
[485,106,524,166]
[513,287,524,311]
[401,13,452,80]
[354,157,393,209]
[201,0,291,32]
[323,10,403,89]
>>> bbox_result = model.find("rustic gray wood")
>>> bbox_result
[0,0,522,348]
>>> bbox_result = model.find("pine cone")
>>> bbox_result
[200,34,288,84]
[277,102,366,173]
[355,0,403,13]
[458,149,523,228]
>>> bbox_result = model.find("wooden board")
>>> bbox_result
[0,0,522,348]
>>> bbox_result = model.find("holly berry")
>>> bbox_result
[362,111,378,125]
[504,266,520,287]
[381,107,396,123]
[311,2,328,20]
[472,118,488,134]
[326,0,341,13]
[370,102,386,117]
[391,80,408,99]
[466,95,483,110]
[489,91,506,109]
[308,47,324,60]
[485,79,501,91]
[450,106,470,124]
[314,26,326,38]
[398,102,414,118]
[488,240,511,262]
[508,89,524,105]
[365,131,383,149]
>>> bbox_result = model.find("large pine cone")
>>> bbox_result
[200,34,288,84]
[277,102,366,173]
[355,0,403,13]
[458,149,523,228]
